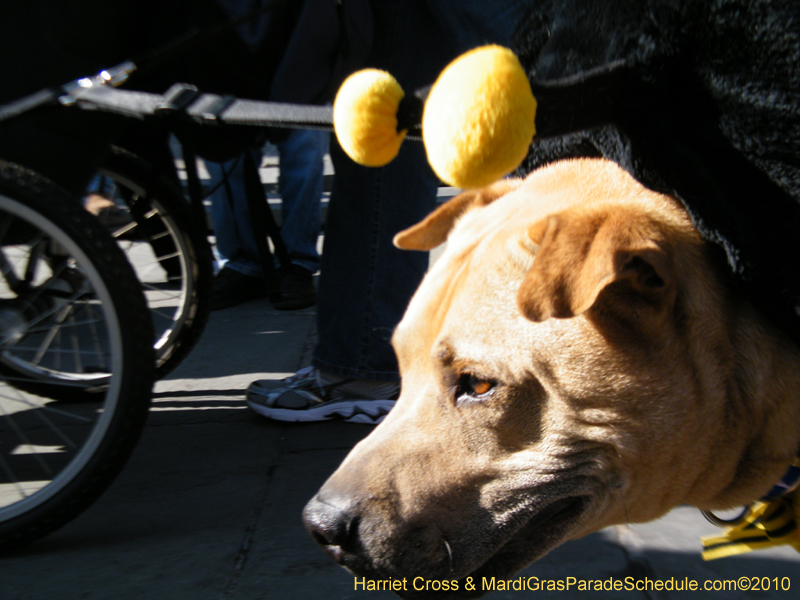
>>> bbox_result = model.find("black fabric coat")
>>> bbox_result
[511,0,800,347]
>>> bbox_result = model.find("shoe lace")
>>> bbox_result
[285,365,317,384]
[285,366,330,398]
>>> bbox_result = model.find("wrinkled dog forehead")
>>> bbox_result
[395,176,583,356]
[395,201,531,346]
[394,221,564,395]
[444,186,541,259]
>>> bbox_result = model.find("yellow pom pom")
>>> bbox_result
[422,45,537,189]
[333,69,407,167]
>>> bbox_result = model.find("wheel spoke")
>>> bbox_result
[32,304,73,366]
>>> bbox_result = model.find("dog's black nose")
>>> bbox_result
[303,493,359,556]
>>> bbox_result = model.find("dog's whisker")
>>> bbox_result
[444,539,454,572]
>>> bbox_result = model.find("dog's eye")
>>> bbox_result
[455,373,495,403]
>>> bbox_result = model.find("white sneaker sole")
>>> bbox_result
[246,397,396,424]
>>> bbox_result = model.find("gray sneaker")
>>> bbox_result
[246,366,398,424]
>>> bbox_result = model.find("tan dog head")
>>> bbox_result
[304,159,800,597]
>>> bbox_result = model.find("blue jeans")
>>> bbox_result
[312,0,529,380]
[208,128,328,277]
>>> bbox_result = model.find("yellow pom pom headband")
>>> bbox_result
[332,45,537,190]
[333,69,409,168]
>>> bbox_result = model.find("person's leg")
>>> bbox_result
[269,129,327,310]
[247,0,449,422]
[207,151,270,310]
[312,139,439,380]
[208,152,264,278]
[246,131,437,420]
[276,129,327,274]
[311,0,455,381]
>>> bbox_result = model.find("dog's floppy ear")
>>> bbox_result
[517,207,674,322]
[394,178,523,250]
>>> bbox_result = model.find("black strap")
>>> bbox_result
[0,88,60,124]
[56,84,334,132]
[0,77,337,137]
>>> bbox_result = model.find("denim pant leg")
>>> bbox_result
[313,138,440,381]
[276,129,327,274]
[312,0,453,381]
[207,151,264,278]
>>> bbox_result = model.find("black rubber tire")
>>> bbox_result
[0,160,155,553]
[95,146,213,379]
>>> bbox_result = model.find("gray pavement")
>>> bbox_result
[1,293,798,599]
